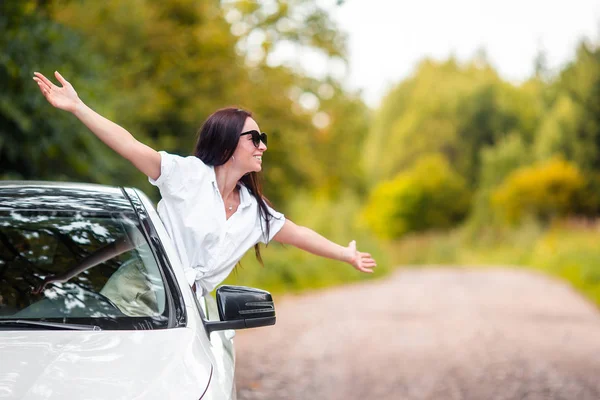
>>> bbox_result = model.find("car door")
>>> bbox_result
[202,292,237,397]
[129,188,236,398]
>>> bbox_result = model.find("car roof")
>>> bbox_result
[0,181,136,213]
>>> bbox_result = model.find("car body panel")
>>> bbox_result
[0,328,211,399]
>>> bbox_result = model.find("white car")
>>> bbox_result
[0,181,276,399]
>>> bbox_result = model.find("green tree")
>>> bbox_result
[0,0,122,182]
[50,0,353,207]
[492,158,585,224]
[53,0,244,149]
[362,154,470,239]
[531,41,600,217]
[1,0,360,210]
[364,58,541,187]
[533,95,581,162]
[222,0,347,61]
[468,132,532,227]
[553,42,600,171]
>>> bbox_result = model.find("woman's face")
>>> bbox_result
[232,117,267,173]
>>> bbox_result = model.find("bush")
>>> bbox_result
[491,158,585,224]
[362,154,471,239]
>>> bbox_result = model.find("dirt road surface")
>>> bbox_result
[234,268,600,400]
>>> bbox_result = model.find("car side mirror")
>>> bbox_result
[204,285,276,334]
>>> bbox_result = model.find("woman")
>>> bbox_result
[33,71,377,295]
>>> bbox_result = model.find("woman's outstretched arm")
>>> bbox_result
[33,71,161,180]
[272,219,377,273]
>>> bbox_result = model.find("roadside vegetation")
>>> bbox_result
[388,219,600,307]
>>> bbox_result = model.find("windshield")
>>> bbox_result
[0,210,169,330]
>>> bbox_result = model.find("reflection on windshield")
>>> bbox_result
[0,210,168,330]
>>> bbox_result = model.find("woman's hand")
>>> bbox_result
[342,240,377,273]
[273,220,378,274]
[33,71,81,113]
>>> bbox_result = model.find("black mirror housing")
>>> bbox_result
[204,285,276,334]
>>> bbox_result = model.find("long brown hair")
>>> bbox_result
[193,107,274,264]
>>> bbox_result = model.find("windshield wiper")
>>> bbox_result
[0,319,101,331]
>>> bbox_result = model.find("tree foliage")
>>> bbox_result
[362,154,470,239]
[0,0,121,182]
[364,58,541,186]
[552,43,600,171]
[491,158,585,224]
[365,38,600,235]
[1,0,367,211]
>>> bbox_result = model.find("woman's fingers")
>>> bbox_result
[356,251,376,273]
[352,257,376,272]
[33,72,55,89]
[33,77,50,92]
[54,70,69,86]
[34,79,51,97]
[360,253,376,262]
[33,76,54,101]
[34,80,50,99]
[361,261,376,268]
[34,72,54,88]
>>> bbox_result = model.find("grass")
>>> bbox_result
[387,219,600,307]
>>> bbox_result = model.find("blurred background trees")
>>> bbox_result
[362,154,470,239]
[1,0,363,208]
[2,0,600,295]
[363,41,600,235]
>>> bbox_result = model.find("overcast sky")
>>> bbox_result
[273,0,600,107]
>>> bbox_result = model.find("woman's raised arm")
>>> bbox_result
[33,71,161,180]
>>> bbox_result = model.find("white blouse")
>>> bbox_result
[149,151,285,294]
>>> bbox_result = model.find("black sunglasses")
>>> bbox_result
[240,130,267,147]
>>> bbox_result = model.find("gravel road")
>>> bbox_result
[234,268,600,400]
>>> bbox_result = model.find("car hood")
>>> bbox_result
[0,328,212,400]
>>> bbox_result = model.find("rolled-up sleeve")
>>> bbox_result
[149,151,208,196]
[148,151,182,190]
[260,205,286,244]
